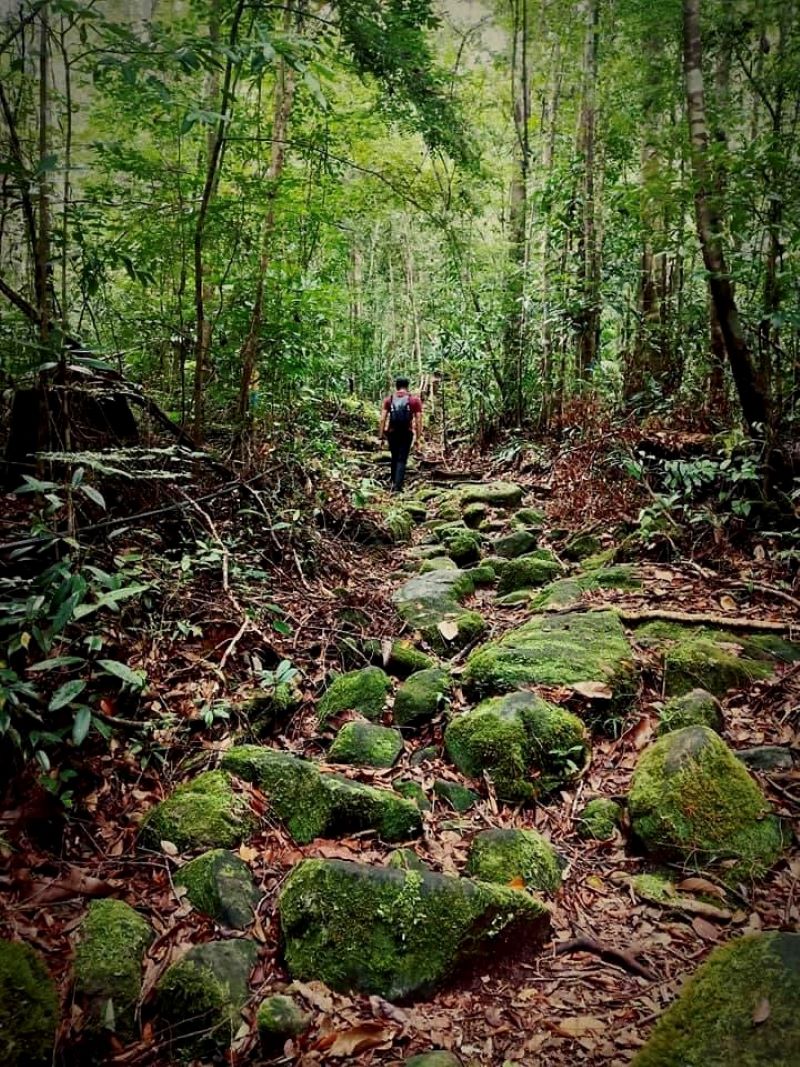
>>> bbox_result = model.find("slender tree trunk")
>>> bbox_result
[36,2,53,347]
[576,0,600,381]
[682,0,770,433]
[538,24,561,430]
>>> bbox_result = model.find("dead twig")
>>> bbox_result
[605,607,793,633]
[553,936,657,981]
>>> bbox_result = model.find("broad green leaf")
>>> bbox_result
[80,484,106,509]
[49,679,86,711]
[28,656,86,672]
[98,660,146,688]
[72,706,92,746]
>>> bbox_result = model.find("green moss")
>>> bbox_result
[635,622,779,697]
[221,745,421,843]
[465,562,497,585]
[529,567,639,613]
[140,771,255,851]
[394,668,451,727]
[156,940,257,1055]
[629,726,785,882]
[387,640,435,677]
[634,932,800,1067]
[463,610,636,709]
[328,722,404,768]
[658,689,723,736]
[497,555,562,594]
[496,590,535,606]
[493,530,538,559]
[386,847,429,872]
[420,557,459,573]
[402,501,428,523]
[317,666,390,725]
[436,495,462,521]
[174,850,259,929]
[257,994,310,1039]
[512,507,545,528]
[577,798,623,841]
[433,779,479,812]
[462,501,488,528]
[529,579,584,612]
[445,690,590,802]
[74,900,152,1038]
[0,940,58,1066]
[393,569,486,655]
[459,482,524,508]
[563,532,602,561]
[441,530,482,566]
[240,678,302,736]
[466,828,562,893]
[384,508,414,543]
[394,779,431,810]
[278,858,550,1000]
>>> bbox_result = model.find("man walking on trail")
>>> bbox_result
[380,376,422,493]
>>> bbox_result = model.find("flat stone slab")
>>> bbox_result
[278,858,550,1000]
[393,569,485,654]
[458,482,524,508]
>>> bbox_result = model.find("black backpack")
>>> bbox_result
[388,392,412,430]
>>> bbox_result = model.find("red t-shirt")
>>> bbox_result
[383,390,422,416]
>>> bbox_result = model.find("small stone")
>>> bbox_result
[529,579,584,612]
[386,640,435,677]
[402,501,428,523]
[466,828,562,893]
[328,722,404,768]
[420,557,459,573]
[577,797,623,841]
[394,668,451,728]
[441,530,482,566]
[465,562,497,585]
[74,900,153,1038]
[512,507,545,529]
[459,482,524,508]
[318,666,391,725]
[657,688,723,736]
[386,847,429,871]
[495,590,533,606]
[410,746,438,767]
[257,993,310,1040]
[433,779,478,813]
[493,529,538,559]
[140,771,255,852]
[462,502,488,528]
[497,553,562,594]
[156,940,257,1055]
[394,780,431,810]
[736,746,794,772]
[563,531,602,561]
[0,940,58,1067]
[175,850,260,929]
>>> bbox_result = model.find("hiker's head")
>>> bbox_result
[395,376,409,390]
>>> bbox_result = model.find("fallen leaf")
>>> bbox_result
[238,844,258,863]
[555,1017,605,1037]
[160,840,179,857]
[327,1022,395,1056]
[691,916,719,941]
[719,595,737,612]
[507,876,526,890]
[752,997,770,1024]
[676,877,727,901]
[571,681,613,700]
[437,620,459,642]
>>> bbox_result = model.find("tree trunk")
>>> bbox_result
[36,2,53,348]
[682,0,770,434]
[576,0,600,381]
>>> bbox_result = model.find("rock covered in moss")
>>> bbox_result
[239,678,302,735]
[497,553,563,594]
[318,667,390,725]
[384,508,414,543]
[221,746,421,843]
[465,562,497,585]
[328,722,404,768]
[629,726,784,882]
[529,579,584,612]
[563,531,602,561]
[140,771,255,852]
[392,569,486,654]
[278,858,550,1000]
[386,640,435,678]
[577,798,623,840]
[658,688,723,736]
[466,828,561,893]
[435,495,462,522]
[420,556,459,573]
[175,850,259,929]
[394,780,431,810]
[462,502,488,528]
[394,668,451,728]
[441,530,482,566]
[459,482,524,509]
[433,779,479,813]
[257,993,310,1040]
[386,848,429,872]
[493,530,538,559]
[0,940,58,1066]
[495,590,535,607]
[736,746,794,772]
[74,900,152,1038]
[156,940,257,1055]
[406,1054,461,1067]
[634,932,800,1066]
[530,566,640,613]
[445,690,589,802]
[463,610,636,707]
[402,501,428,523]
[512,507,545,529]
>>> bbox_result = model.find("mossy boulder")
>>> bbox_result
[577,798,623,841]
[394,668,451,728]
[278,858,550,1000]
[387,640,435,678]
[466,828,562,893]
[496,590,535,607]
[328,722,404,768]
[635,622,798,697]
[394,780,431,811]
[497,554,563,594]
[386,848,429,872]
[0,940,58,1066]
[563,531,602,561]
[441,530,483,566]
[658,688,723,736]
[445,690,590,802]
[433,779,479,813]
[462,502,488,528]
[257,994,310,1040]
[459,482,524,509]
[384,508,414,543]
[318,666,390,725]
[74,900,152,1039]
[140,771,255,852]
[529,579,584,612]
[406,1054,461,1067]
[392,569,486,654]
[629,726,785,882]
[463,610,636,708]
[156,940,257,1055]
[175,850,259,929]
[221,746,421,843]
[512,507,545,529]
[420,556,459,573]
[238,678,302,735]
[529,566,640,613]
[465,562,497,585]
[634,932,800,1067]
[493,530,538,559]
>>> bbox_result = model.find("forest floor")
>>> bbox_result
[1,420,799,1065]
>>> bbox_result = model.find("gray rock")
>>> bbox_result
[736,746,794,772]
[257,994,310,1040]
[175,850,260,929]
[657,688,723,736]
[493,529,538,559]
[392,570,485,654]
[0,940,58,1067]
[394,668,451,728]
[328,722,404,768]
[433,779,479,813]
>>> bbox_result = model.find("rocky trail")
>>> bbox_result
[3,454,800,1067]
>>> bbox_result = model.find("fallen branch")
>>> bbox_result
[553,936,657,981]
[604,607,793,633]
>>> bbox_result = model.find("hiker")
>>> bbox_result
[380,376,422,493]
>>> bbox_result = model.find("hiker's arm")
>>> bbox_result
[379,407,388,438]
[413,409,423,447]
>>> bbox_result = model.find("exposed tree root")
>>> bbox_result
[553,936,657,981]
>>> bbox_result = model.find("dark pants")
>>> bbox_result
[388,431,413,492]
